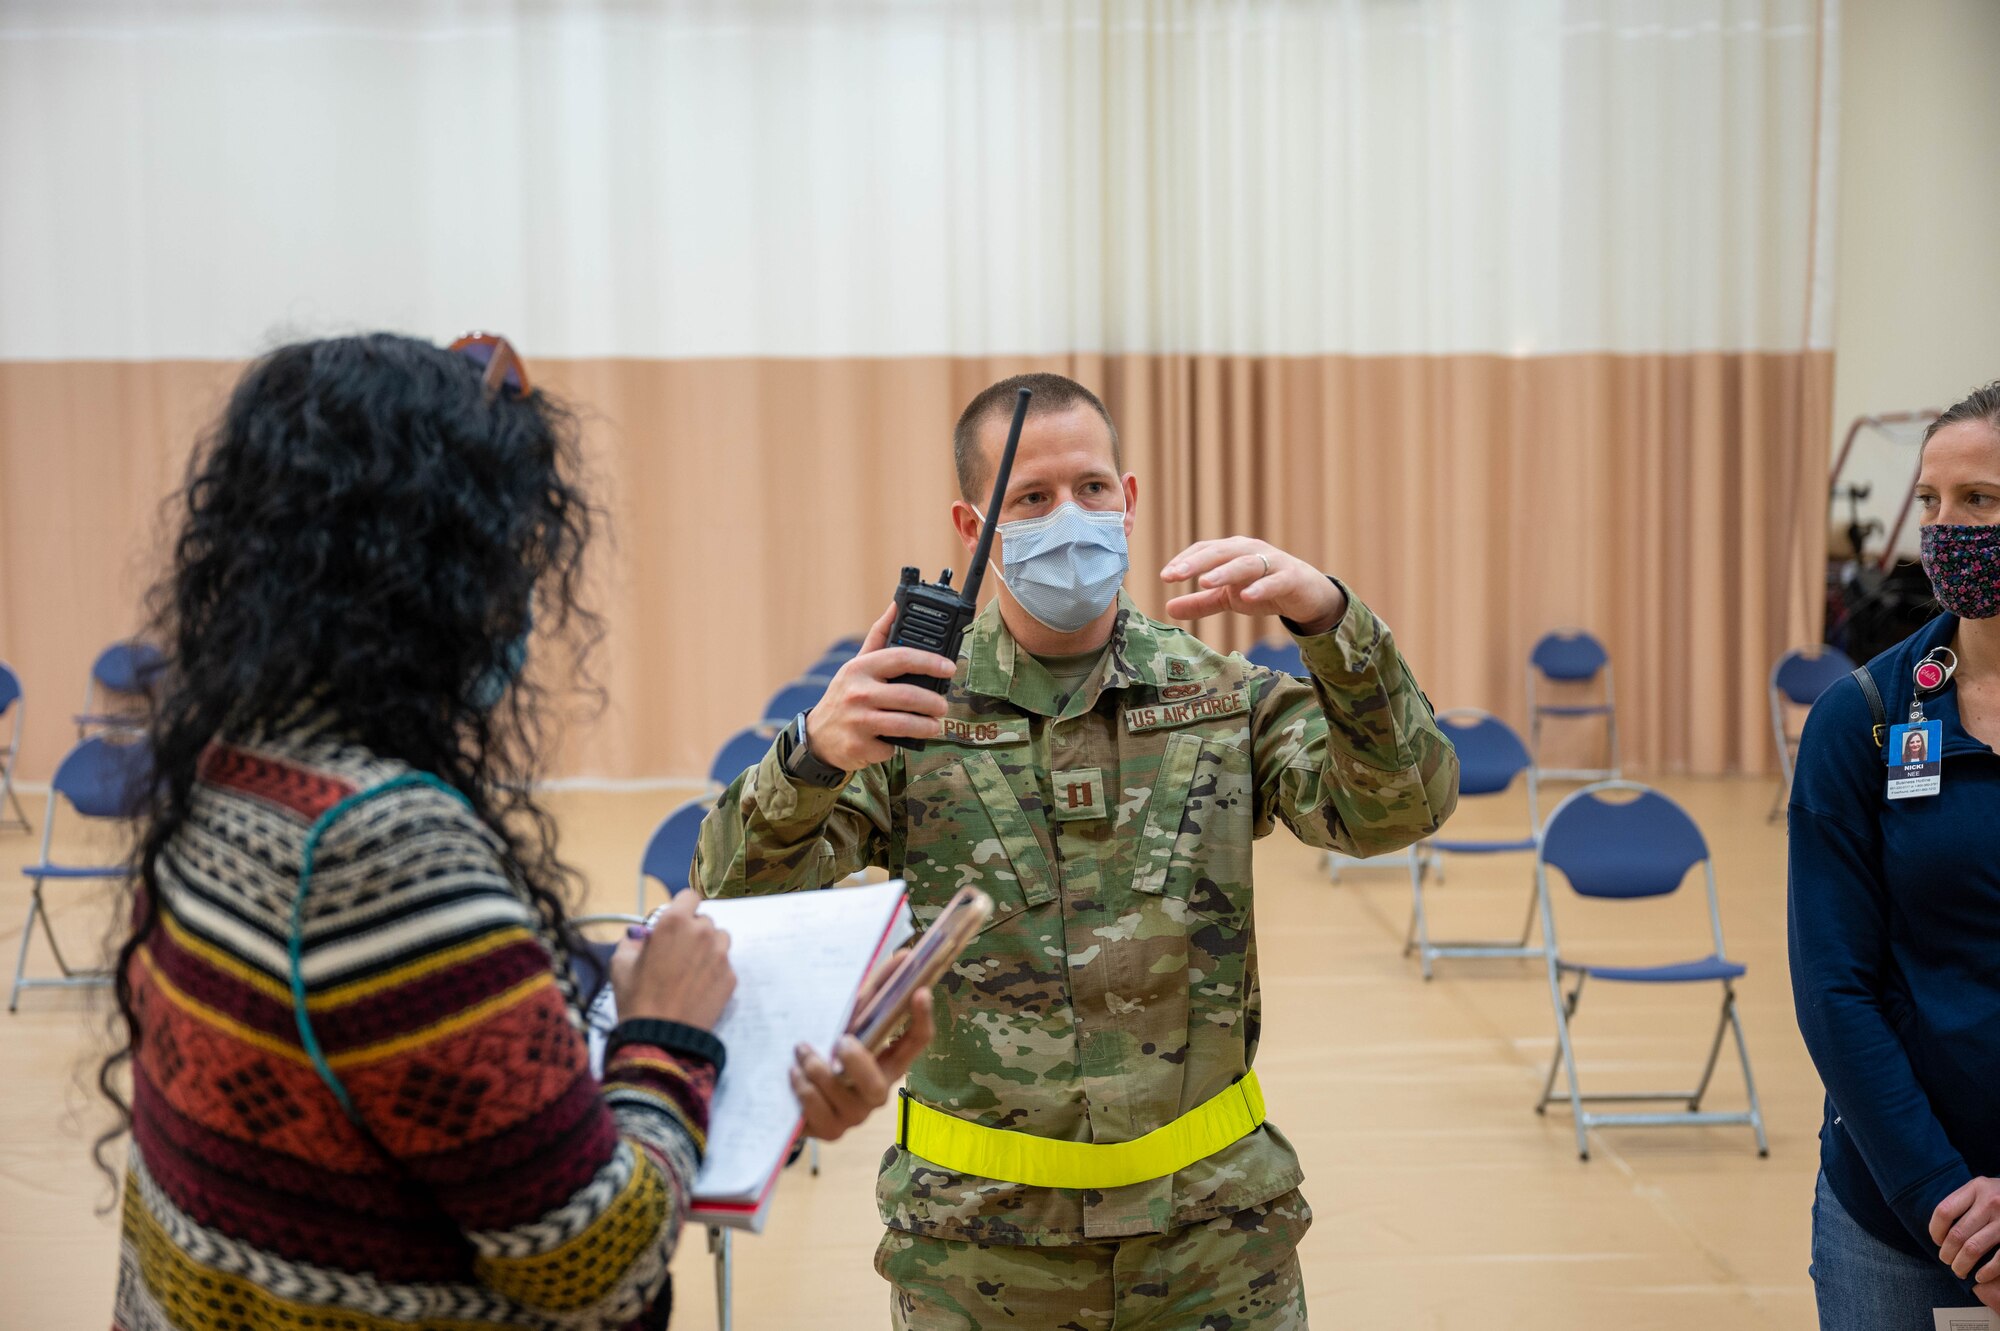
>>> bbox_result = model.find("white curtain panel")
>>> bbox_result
[0,0,1836,363]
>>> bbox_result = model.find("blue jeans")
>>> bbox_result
[1812,1171,1979,1329]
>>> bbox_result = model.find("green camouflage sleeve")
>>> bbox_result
[1249,587,1459,857]
[693,740,900,898]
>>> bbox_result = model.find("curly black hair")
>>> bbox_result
[95,332,602,1186]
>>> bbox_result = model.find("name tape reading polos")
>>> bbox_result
[940,718,1028,746]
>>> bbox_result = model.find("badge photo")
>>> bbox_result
[1885,719,1943,800]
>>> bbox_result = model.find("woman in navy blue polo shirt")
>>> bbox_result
[1791,381,2000,1327]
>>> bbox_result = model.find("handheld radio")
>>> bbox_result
[884,386,1031,750]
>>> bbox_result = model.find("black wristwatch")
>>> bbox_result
[781,710,849,789]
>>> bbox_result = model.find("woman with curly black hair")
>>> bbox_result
[101,332,930,1331]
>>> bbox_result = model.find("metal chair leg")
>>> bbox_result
[1770,706,1797,821]
[10,886,41,1013]
[1541,967,1590,1158]
[1687,990,1732,1112]
[0,781,26,834]
[12,879,112,1007]
[1559,1020,1589,1159]
[1767,745,1794,822]
[34,882,85,979]
[1727,989,1770,1157]
[1536,971,1584,1114]
[1406,851,1435,979]
[709,1225,732,1331]
[1535,1038,1563,1114]
[0,720,23,832]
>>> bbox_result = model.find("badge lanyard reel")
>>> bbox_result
[1886,648,1956,801]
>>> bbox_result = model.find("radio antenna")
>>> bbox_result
[960,387,1030,605]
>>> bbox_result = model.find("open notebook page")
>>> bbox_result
[587,879,913,1218]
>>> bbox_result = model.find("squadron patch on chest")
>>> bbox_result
[1124,687,1249,733]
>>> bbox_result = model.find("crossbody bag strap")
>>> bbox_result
[290,771,474,1121]
[1850,666,1888,750]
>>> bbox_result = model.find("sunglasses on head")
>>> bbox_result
[448,331,533,399]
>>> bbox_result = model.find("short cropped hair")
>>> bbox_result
[952,373,1121,502]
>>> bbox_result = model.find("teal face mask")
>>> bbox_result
[996,502,1130,633]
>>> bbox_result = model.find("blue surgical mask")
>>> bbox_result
[996,502,1130,633]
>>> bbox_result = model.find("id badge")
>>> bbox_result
[1886,720,1943,800]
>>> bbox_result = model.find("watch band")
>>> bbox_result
[605,1017,726,1075]
[782,710,850,788]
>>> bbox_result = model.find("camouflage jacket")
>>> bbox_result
[695,591,1458,1246]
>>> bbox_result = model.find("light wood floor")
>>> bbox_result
[0,776,1825,1329]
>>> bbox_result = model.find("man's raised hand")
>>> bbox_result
[1162,538,1346,633]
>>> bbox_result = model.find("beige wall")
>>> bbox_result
[1831,0,2000,551]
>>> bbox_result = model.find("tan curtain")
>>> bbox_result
[0,0,1837,784]
[0,350,1830,784]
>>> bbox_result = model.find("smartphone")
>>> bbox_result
[848,887,992,1053]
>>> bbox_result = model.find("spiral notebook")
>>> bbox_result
[587,879,914,1232]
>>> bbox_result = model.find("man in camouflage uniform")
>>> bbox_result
[696,373,1458,1329]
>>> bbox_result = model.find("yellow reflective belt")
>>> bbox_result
[896,1070,1266,1191]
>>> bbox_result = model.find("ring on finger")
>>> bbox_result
[1258,554,1272,578]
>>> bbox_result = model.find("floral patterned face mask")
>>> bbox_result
[1921,523,2000,620]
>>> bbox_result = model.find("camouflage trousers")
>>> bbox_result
[876,1189,1311,1331]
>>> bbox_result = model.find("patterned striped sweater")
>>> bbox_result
[115,727,712,1331]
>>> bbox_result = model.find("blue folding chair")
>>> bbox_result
[1527,630,1620,783]
[799,640,863,680]
[760,680,830,734]
[636,797,709,912]
[1769,645,1855,819]
[0,661,26,833]
[709,728,773,791]
[11,734,151,1011]
[1246,639,1307,678]
[801,658,847,684]
[1532,781,1767,1159]
[1405,710,1542,979]
[75,640,165,737]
